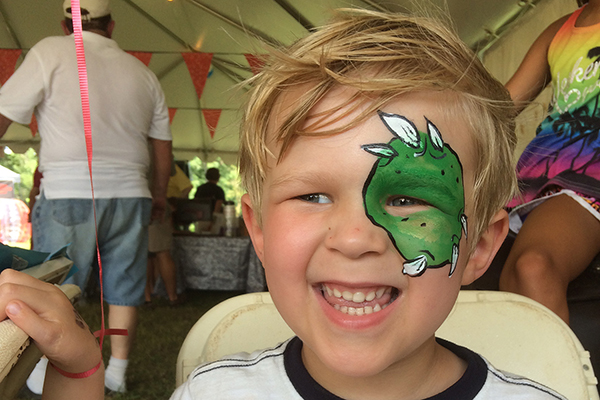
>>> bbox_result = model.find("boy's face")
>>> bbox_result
[243,88,502,391]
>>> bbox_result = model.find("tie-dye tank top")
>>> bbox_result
[508,6,600,208]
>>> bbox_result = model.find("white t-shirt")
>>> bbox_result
[171,337,568,400]
[0,31,171,199]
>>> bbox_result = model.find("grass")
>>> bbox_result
[16,289,243,400]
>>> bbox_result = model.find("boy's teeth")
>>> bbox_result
[341,291,367,302]
[353,292,366,302]
[328,285,389,303]
[322,284,396,316]
[334,303,384,315]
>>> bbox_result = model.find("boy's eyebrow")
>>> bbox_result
[269,173,326,190]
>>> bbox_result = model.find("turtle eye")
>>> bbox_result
[387,196,428,207]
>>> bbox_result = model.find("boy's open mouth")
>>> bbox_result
[320,284,400,316]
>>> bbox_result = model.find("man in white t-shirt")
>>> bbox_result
[0,0,171,394]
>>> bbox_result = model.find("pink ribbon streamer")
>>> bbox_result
[70,0,127,348]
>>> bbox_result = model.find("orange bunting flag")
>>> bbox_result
[29,115,38,137]
[182,53,213,100]
[202,109,221,139]
[127,51,153,67]
[244,54,265,76]
[0,49,22,86]
[168,108,177,124]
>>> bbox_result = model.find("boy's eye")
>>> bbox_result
[297,193,332,204]
[387,196,428,208]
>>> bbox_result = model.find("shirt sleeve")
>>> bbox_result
[217,186,226,201]
[0,47,46,124]
[167,166,192,198]
[146,72,172,141]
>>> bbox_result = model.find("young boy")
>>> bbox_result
[0,9,567,400]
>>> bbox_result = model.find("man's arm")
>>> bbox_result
[0,113,14,139]
[149,138,172,221]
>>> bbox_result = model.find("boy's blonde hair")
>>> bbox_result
[240,9,517,245]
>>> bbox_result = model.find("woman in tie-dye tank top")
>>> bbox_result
[500,0,600,324]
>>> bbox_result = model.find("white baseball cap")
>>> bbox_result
[63,0,111,19]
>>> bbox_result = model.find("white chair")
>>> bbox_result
[0,257,78,399]
[176,290,599,399]
[176,292,293,386]
[437,290,598,400]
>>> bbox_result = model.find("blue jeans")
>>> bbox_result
[32,194,152,306]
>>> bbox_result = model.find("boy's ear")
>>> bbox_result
[461,209,509,286]
[241,193,265,262]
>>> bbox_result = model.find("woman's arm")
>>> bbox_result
[505,15,569,113]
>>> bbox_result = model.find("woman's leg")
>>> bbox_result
[155,250,179,303]
[500,194,600,324]
[144,255,157,303]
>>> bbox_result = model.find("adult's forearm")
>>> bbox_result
[150,139,172,198]
[0,113,13,139]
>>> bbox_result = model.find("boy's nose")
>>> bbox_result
[325,201,389,259]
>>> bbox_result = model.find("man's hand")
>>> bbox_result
[151,194,167,222]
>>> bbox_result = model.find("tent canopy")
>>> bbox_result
[0,165,20,184]
[0,164,20,198]
[0,0,577,164]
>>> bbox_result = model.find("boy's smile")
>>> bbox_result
[243,88,483,397]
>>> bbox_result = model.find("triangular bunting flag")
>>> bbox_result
[168,108,177,124]
[29,115,38,137]
[182,53,213,99]
[127,51,153,67]
[202,109,221,139]
[0,49,22,86]
[244,54,264,75]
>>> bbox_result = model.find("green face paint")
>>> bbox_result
[362,111,467,277]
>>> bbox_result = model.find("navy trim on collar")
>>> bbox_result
[284,337,345,400]
[425,338,487,399]
[283,336,487,400]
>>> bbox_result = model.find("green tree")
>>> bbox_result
[0,147,38,203]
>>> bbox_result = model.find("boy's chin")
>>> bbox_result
[303,336,432,381]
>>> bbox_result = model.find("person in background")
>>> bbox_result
[28,167,42,217]
[194,167,225,214]
[0,0,171,394]
[145,161,192,307]
[28,167,42,249]
[500,0,600,325]
[169,162,193,201]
